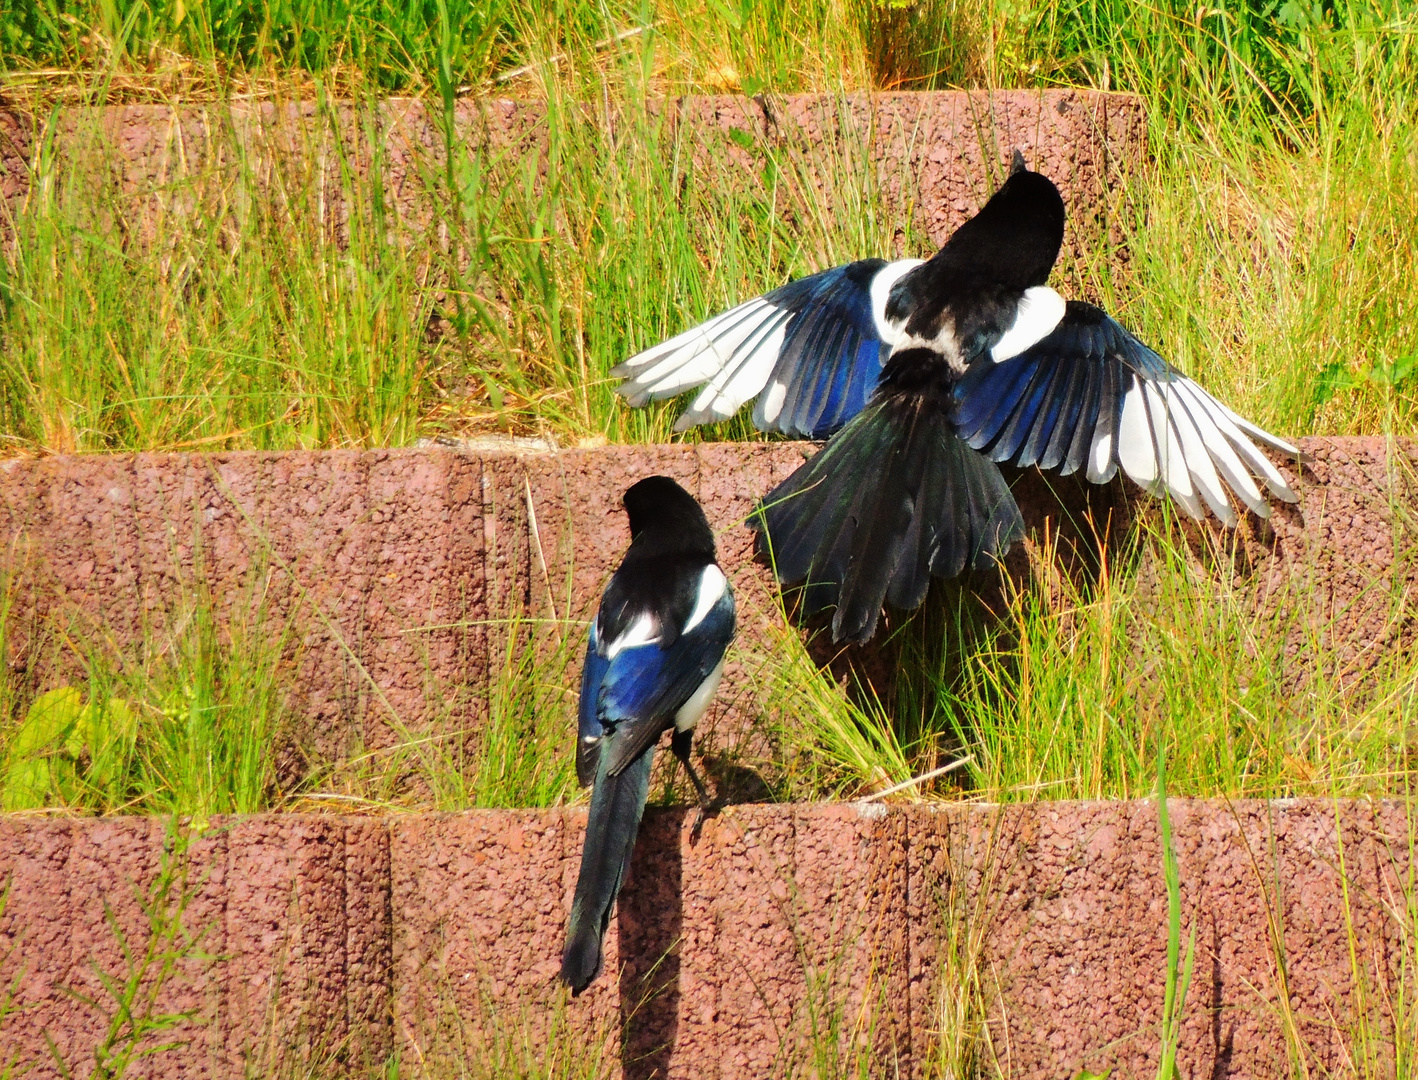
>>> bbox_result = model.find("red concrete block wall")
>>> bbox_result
[0,92,1144,254]
[1,437,1414,771]
[0,800,1413,1078]
[0,815,391,1078]
[680,91,1145,255]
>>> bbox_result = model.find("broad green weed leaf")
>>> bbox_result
[85,697,137,789]
[12,687,84,757]
[104,698,137,741]
[2,758,52,810]
[66,699,100,758]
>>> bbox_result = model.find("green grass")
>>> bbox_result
[0,491,1413,815]
[0,568,293,815]
[0,8,1415,1075]
[927,511,1418,802]
[0,0,1415,451]
[313,613,585,813]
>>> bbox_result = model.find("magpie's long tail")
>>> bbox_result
[755,392,1025,644]
[560,743,655,995]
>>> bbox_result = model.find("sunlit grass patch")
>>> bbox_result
[937,514,1418,803]
[0,570,294,816]
[3,3,1415,449]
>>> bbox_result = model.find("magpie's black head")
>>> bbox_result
[931,161,1065,289]
[622,475,716,557]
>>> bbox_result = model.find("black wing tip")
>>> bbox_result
[830,603,882,645]
[560,935,603,996]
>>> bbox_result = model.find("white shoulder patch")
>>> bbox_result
[603,612,660,659]
[869,259,925,343]
[674,658,726,732]
[990,286,1067,363]
[683,564,728,635]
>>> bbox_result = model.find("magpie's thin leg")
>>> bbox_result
[671,729,714,828]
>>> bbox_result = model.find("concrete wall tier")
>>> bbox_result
[0,799,1413,1078]
[0,91,1145,256]
[0,437,1414,769]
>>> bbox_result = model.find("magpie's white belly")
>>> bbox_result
[675,659,726,732]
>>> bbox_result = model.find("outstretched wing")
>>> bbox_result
[611,259,922,439]
[952,301,1301,525]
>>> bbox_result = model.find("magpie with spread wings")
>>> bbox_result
[561,476,736,995]
[611,153,1301,643]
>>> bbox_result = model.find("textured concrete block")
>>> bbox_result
[0,803,1416,1077]
[2,93,1144,260]
[0,438,1414,792]
[677,91,1146,259]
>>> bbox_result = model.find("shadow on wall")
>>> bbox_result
[619,808,686,1080]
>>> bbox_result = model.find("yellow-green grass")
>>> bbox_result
[0,0,1414,453]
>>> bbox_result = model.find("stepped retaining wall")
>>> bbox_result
[0,799,1412,1079]
[0,437,1413,765]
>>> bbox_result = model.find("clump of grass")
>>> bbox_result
[0,0,926,100]
[747,498,1418,807]
[0,100,440,453]
[754,615,917,802]
[2,1,1411,453]
[1154,749,1197,1080]
[0,63,924,451]
[0,574,294,816]
[392,956,615,1080]
[317,611,585,813]
[915,811,1008,1080]
[932,516,1418,803]
[1029,0,1418,436]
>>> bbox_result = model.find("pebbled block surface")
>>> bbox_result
[0,801,1413,1077]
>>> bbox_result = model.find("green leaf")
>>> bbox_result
[66,700,99,759]
[1316,361,1360,403]
[706,0,744,31]
[2,757,52,810]
[12,687,84,757]
[1317,354,1415,403]
[84,698,137,789]
[739,74,768,97]
[1367,354,1416,387]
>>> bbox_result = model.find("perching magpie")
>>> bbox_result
[611,152,1301,643]
[561,475,736,996]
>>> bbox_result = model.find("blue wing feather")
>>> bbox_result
[597,597,736,777]
[576,629,612,786]
[753,260,891,439]
[599,599,734,725]
[952,301,1178,476]
[955,352,1039,447]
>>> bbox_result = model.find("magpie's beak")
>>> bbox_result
[1010,148,1028,175]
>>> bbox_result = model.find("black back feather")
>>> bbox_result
[755,367,1024,643]
[599,476,716,650]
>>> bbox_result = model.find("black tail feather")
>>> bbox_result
[560,744,655,995]
[755,396,1024,643]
